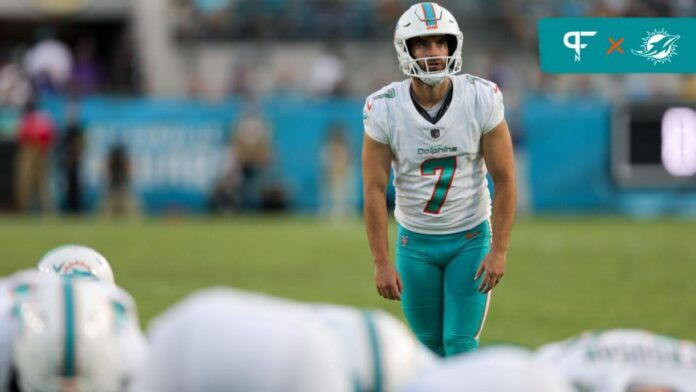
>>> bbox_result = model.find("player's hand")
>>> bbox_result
[374,262,402,301]
[474,250,506,293]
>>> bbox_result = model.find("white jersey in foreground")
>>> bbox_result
[305,304,438,392]
[363,74,504,234]
[535,329,696,392]
[134,288,351,392]
[402,346,573,392]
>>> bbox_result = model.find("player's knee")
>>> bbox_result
[443,332,479,357]
[415,331,446,358]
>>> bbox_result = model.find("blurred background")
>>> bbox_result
[0,0,694,346]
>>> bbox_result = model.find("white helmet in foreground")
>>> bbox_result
[13,278,127,392]
[402,346,573,392]
[37,245,114,284]
[394,2,463,86]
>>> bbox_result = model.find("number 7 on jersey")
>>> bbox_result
[421,156,457,214]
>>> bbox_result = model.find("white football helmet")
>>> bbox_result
[1,271,53,391]
[37,245,114,284]
[394,2,463,86]
[12,278,124,392]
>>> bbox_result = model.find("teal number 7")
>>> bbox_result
[421,156,457,214]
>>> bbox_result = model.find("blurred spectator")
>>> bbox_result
[209,136,242,213]
[194,0,235,34]
[59,100,85,213]
[259,177,288,211]
[375,0,402,26]
[23,27,73,95]
[70,38,104,96]
[228,61,256,98]
[679,75,696,101]
[102,144,139,218]
[0,52,33,109]
[232,113,272,209]
[14,99,55,213]
[320,122,355,221]
[308,46,347,97]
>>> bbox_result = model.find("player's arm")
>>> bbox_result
[362,134,402,300]
[476,119,517,293]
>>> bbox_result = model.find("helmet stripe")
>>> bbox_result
[421,2,438,29]
[62,279,76,377]
[362,310,383,392]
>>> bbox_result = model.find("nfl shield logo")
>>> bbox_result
[400,235,408,246]
[430,128,440,139]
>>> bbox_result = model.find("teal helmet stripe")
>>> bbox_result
[421,2,437,27]
[362,310,383,392]
[62,279,76,377]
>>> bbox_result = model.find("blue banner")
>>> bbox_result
[41,97,365,214]
[79,98,237,213]
[538,18,696,73]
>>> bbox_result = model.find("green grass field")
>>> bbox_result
[1,215,694,348]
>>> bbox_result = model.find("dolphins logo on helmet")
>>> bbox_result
[394,3,463,86]
[37,245,115,284]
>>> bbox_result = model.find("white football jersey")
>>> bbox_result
[402,346,573,392]
[134,288,351,392]
[535,329,696,392]
[363,74,504,234]
[305,304,438,392]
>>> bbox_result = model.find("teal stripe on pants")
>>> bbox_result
[395,220,491,357]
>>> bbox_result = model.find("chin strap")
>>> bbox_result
[419,76,446,87]
[415,74,448,87]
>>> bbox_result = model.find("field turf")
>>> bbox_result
[1,215,694,348]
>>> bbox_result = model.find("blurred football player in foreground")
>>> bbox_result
[535,329,696,392]
[401,346,573,392]
[133,287,352,392]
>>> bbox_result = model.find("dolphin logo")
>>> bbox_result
[632,30,680,64]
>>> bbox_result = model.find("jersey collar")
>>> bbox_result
[408,79,454,125]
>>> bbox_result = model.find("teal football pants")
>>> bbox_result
[395,220,491,357]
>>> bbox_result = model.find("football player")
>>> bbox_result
[133,287,352,392]
[362,2,516,356]
[535,329,696,392]
[402,346,573,392]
